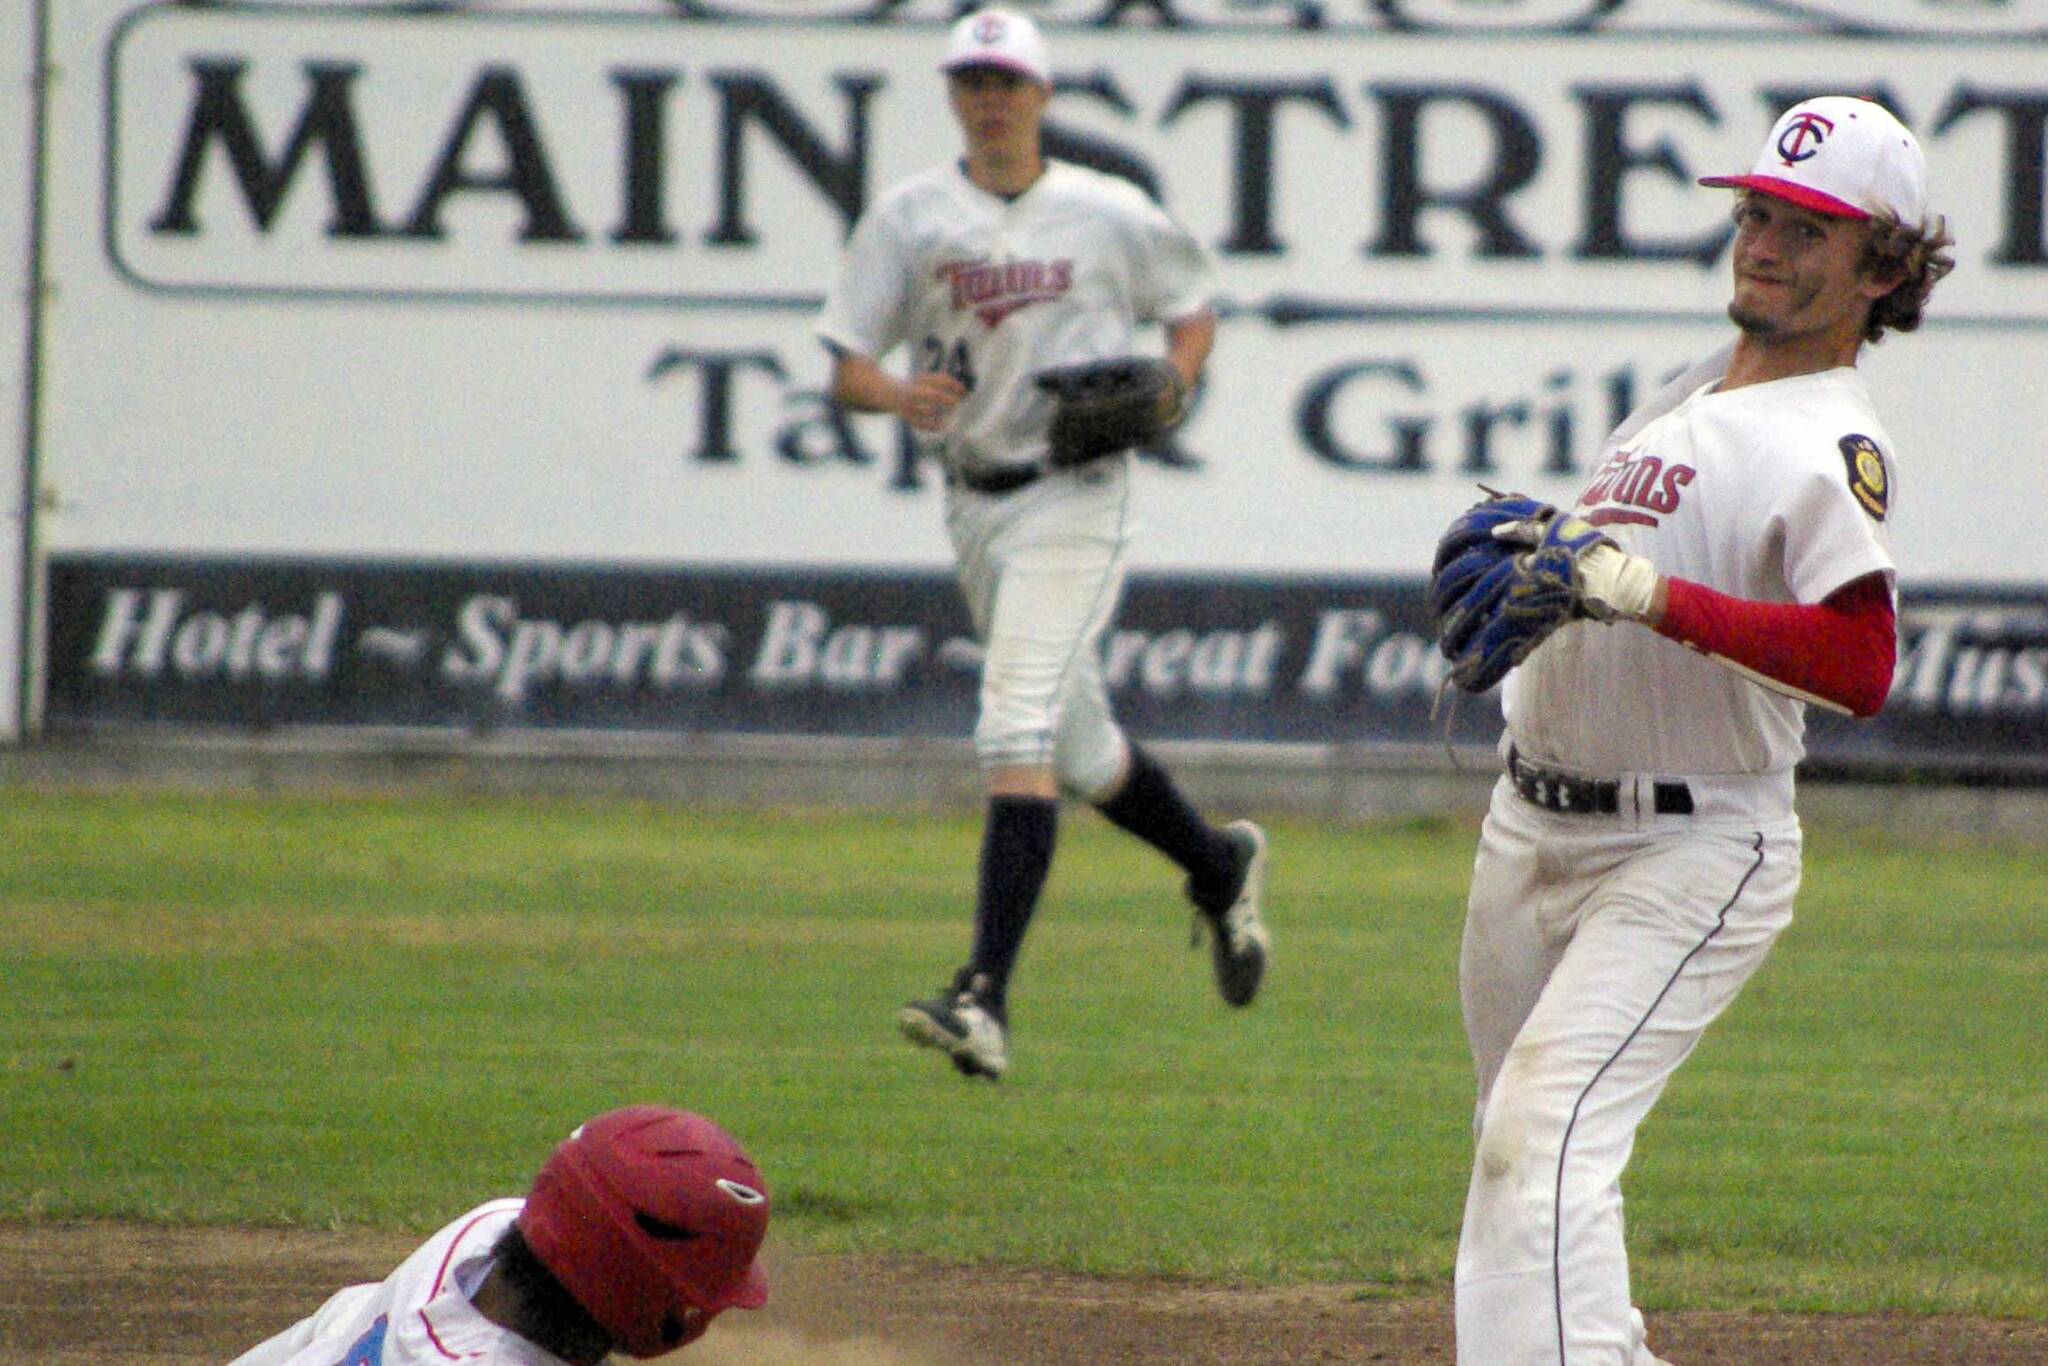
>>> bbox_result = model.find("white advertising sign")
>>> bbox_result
[25,0,2048,583]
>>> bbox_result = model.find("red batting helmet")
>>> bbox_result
[517,1105,770,1358]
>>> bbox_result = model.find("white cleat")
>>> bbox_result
[897,974,1009,1080]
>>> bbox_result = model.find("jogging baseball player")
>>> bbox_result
[815,7,1269,1082]
[229,1106,771,1364]
[1429,97,1953,1363]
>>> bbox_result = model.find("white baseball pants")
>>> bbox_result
[945,458,1136,800]
[1455,774,1801,1365]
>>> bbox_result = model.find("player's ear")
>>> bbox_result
[1856,221,1909,296]
[1858,265,1905,303]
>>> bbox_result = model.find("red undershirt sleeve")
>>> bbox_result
[1654,572,1897,718]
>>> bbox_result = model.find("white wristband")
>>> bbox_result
[1575,544,1661,622]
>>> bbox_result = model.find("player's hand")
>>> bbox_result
[897,373,968,433]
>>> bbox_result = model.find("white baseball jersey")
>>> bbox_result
[229,1200,566,1366]
[1505,356,1897,776]
[815,157,1217,478]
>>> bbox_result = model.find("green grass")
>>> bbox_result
[2,789,2043,1317]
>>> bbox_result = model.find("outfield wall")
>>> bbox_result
[7,0,2047,776]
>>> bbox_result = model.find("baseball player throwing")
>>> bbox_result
[1428,97,1954,1363]
[815,8,1269,1082]
[229,1106,770,1364]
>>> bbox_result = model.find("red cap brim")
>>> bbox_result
[1697,174,1869,219]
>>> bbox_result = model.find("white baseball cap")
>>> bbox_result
[940,8,1051,87]
[1700,96,1928,223]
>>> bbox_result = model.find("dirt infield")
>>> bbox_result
[7,1223,2046,1364]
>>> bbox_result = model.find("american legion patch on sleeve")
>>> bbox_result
[1839,434,1889,521]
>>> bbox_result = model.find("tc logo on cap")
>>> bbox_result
[1776,111,1835,167]
[973,14,1007,42]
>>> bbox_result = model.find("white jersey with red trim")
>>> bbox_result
[814,157,1216,481]
[1504,357,1898,777]
[229,1200,566,1366]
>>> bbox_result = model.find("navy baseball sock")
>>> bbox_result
[966,795,1058,1016]
[1095,743,1240,908]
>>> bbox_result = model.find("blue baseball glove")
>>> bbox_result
[1427,494,1616,693]
[1426,492,1554,623]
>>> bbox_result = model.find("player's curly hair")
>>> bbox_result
[1860,212,1956,344]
